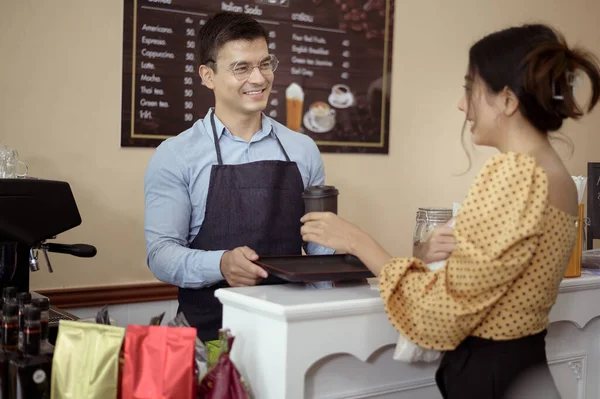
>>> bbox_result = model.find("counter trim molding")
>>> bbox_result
[37,282,177,308]
[319,377,438,399]
[35,274,600,310]
[558,275,600,293]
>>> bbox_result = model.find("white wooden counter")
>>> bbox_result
[215,274,600,399]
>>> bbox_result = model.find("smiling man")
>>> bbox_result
[144,12,332,341]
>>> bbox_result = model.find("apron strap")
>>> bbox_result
[209,110,223,165]
[273,133,291,162]
[210,109,292,164]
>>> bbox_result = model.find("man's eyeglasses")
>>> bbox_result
[205,54,279,81]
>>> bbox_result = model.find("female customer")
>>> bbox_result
[301,24,600,398]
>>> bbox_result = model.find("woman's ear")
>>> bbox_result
[502,86,519,116]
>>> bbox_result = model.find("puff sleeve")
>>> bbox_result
[379,153,549,350]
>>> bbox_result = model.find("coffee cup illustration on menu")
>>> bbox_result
[286,83,304,132]
[303,101,336,134]
[328,84,355,109]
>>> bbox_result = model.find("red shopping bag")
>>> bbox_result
[198,329,251,399]
[122,325,197,399]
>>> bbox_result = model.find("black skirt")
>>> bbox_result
[435,330,561,399]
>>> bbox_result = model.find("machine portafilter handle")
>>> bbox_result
[29,242,97,274]
[45,243,97,258]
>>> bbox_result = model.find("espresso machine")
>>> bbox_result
[0,177,97,342]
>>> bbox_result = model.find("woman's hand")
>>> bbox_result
[302,212,394,276]
[413,226,456,263]
[300,212,363,254]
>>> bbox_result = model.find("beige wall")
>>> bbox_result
[1,1,599,290]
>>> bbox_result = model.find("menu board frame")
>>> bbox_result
[120,0,394,154]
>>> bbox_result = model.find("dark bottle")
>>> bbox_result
[0,287,15,345]
[1,288,16,306]
[2,303,18,353]
[16,293,31,354]
[0,297,4,344]
[0,303,19,399]
[31,299,53,356]
[9,307,51,398]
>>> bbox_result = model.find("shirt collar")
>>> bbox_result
[202,108,274,142]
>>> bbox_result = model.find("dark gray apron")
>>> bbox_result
[178,110,305,341]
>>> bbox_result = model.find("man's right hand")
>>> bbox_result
[220,246,268,287]
[413,226,456,264]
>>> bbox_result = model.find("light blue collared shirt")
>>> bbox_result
[144,109,334,288]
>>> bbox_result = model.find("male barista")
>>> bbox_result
[144,12,333,342]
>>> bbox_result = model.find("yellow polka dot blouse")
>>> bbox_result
[379,152,577,351]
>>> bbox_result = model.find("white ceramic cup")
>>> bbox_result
[308,101,335,127]
[330,84,353,106]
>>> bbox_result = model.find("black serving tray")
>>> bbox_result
[253,254,374,283]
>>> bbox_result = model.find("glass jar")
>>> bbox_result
[413,208,453,246]
[0,145,28,179]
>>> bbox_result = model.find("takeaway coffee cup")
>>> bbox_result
[302,185,339,214]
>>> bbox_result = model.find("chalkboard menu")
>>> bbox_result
[120,0,394,153]
[587,162,600,249]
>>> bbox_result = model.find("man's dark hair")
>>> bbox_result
[197,12,269,70]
